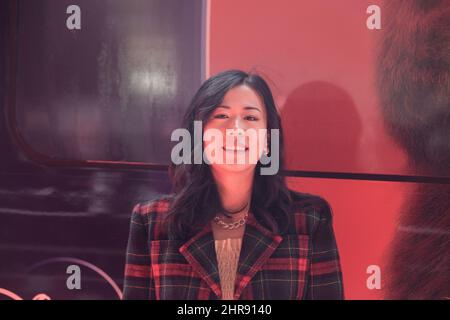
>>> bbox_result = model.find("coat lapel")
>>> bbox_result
[178,223,222,298]
[234,214,283,299]
[178,213,283,300]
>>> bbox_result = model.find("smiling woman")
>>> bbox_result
[170,119,279,172]
[123,69,344,300]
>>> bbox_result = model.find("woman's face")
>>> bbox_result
[203,84,268,173]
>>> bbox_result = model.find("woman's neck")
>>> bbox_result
[210,168,254,218]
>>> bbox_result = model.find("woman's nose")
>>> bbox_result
[232,117,246,130]
[226,118,247,139]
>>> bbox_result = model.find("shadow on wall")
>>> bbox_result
[281,81,362,173]
[377,0,450,299]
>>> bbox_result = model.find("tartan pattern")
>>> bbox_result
[123,194,344,300]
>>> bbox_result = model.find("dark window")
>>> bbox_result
[14,0,204,164]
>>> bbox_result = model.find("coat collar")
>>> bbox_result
[178,213,283,299]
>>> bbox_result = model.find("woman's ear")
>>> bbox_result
[264,138,269,155]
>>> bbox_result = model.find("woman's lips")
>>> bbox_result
[222,146,248,152]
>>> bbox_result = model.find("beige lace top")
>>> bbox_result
[214,237,243,300]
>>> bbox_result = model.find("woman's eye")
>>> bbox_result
[245,115,259,121]
[213,114,228,119]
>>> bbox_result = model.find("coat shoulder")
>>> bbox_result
[131,194,174,240]
[133,194,173,217]
[287,190,333,235]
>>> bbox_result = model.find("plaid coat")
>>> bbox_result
[123,194,344,300]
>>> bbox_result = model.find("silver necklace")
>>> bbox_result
[213,202,250,229]
[213,212,248,229]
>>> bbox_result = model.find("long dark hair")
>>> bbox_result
[165,69,295,240]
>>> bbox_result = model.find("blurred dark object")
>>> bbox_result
[377,0,450,299]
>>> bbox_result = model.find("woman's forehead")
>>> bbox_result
[220,85,265,111]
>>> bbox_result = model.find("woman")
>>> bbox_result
[123,69,344,300]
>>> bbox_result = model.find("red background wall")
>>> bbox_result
[208,0,410,299]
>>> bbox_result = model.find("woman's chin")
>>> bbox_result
[209,162,256,173]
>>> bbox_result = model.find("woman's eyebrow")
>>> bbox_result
[244,106,261,113]
[217,105,261,113]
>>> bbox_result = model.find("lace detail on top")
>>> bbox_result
[214,237,243,300]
